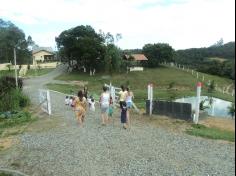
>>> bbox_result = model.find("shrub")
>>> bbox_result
[0,77,30,112]
[0,76,23,96]
[0,111,33,128]
[168,81,176,89]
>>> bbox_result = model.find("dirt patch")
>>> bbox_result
[70,81,88,86]
[0,137,14,151]
[199,117,235,132]
[136,114,192,133]
[25,115,65,133]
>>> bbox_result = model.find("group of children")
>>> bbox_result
[64,85,133,129]
[65,96,96,111]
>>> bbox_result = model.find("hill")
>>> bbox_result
[47,66,235,108]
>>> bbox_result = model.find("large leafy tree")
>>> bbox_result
[104,44,123,74]
[142,43,174,67]
[56,25,106,71]
[0,19,31,64]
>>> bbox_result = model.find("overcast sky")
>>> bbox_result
[0,0,235,50]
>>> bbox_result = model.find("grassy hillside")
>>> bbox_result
[51,66,234,108]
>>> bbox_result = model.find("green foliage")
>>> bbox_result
[0,76,29,112]
[0,111,33,129]
[6,64,11,71]
[199,99,209,111]
[186,124,235,142]
[0,18,32,64]
[0,89,30,112]
[168,82,176,89]
[104,44,123,74]
[56,25,106,71]
[207,80,216,93]
[174,42,235,79]
[142,43,174,67]
[227,103,235,118]
[0,76,23,95]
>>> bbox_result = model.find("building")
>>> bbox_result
[32,47,55,65]
[124,54,148,62]
[123,54,148,71]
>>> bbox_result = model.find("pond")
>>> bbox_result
[175,96,234,118]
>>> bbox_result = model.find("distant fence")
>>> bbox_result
[162,62,235,97]
[146,100,192,121]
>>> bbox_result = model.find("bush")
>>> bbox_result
[0,76,27,112]
[0,76,23,95]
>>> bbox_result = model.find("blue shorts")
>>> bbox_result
[126,102,132,108]
[101,105,109,113]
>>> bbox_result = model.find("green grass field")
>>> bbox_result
[49,66,234,108]
[25,68,54,77]
[186,124,235,142]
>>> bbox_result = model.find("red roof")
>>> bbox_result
[124,54,148,61]
[131,54,148,61]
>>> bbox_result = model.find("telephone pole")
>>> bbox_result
[14,47,18,88]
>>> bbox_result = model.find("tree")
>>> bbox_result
[0,19,31,64]
[104,44,123,74]
[228,103,235,119]
[211,38,224,47]
[56,25,106,71]
[142,43,174,67]
[27,35,38,51]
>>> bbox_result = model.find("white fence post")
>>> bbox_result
[148,84,153,116]
[194,82,202,124]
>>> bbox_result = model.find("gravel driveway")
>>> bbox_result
[0,65,235,176]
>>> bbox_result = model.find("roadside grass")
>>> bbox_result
[0,111,36,137]
[25,68,54,77]
[53,67,234,108]
[46,83,83,95]
[0,70,14,77]
[186,124,235,142]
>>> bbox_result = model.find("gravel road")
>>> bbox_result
[0,65,235,176]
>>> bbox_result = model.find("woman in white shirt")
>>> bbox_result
[99,86,110,125]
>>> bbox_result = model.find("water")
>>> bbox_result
[175,96,233,118]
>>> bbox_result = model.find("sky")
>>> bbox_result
[0,0,235,50]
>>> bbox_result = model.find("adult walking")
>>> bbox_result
[99,86,110,125]
[73,90,87,126]
[119,85,128,129]
[126,87,134,128]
